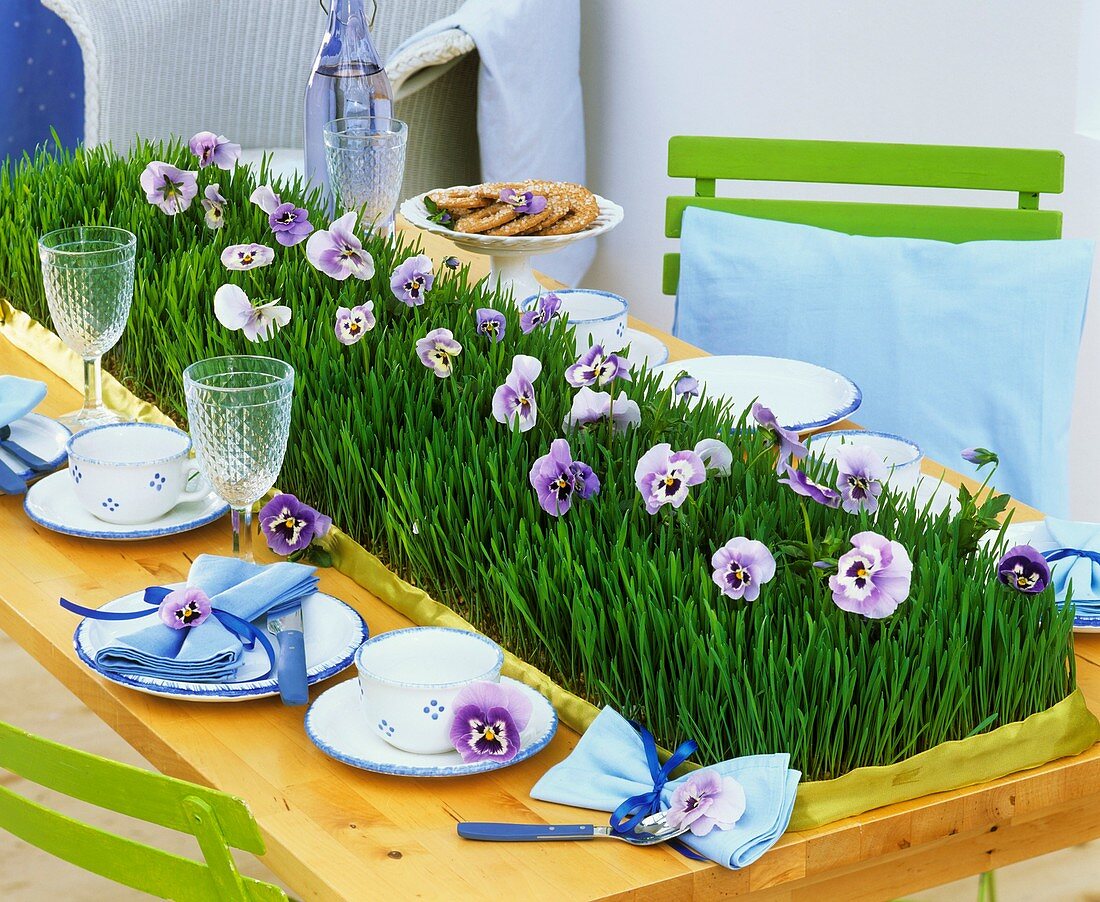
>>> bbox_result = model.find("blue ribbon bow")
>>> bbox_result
[59,586,277,680]
[1042,547,1100,567]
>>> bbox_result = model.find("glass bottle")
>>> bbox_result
[304,0,394,206]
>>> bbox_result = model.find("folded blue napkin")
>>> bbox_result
[1030,518,1100,617]
[530,707,800,869]
[0,375,47,428]
[94,554,318,682]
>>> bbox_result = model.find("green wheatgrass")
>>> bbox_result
[0,139,1076,780]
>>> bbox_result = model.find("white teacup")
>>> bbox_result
[66,423,208,525]
[521,289,628,355]
[810,430,923,493]
[356,627,504,755]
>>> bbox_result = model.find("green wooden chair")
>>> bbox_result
[0,720,287,901]
[663,136,1065,296]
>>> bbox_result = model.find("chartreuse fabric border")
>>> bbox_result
[4,299,1097,833]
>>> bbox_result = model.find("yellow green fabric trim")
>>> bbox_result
[5,301,1098,831]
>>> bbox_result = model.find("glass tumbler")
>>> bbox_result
[183,356,294,560]
[323,116,408,234]
[38,226,137,431]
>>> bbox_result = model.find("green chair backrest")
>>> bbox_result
[663,136,1065,295]
[0,720,286,902]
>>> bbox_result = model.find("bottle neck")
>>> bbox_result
[321,0,382,69]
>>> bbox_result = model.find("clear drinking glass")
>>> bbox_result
[183,356,294,561]
[323,116,408,234]
[38,226,137,431]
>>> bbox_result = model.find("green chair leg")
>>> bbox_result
[977,870,998,902]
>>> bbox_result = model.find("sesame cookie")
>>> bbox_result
[454,202,518,234]
[533,184,600,235]
[486,188,570,236]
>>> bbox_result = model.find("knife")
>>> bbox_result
[268,604,308,705]
[0,424,52,472]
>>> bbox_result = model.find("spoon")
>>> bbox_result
[0,425,51,471]
[457,811,690,846]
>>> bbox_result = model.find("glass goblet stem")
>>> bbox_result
[232,506,254,562]
[82,356,104,414]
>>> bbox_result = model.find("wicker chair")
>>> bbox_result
[39,0,480,198]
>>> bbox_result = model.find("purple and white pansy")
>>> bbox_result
[711,537,776,602]
[201,184,226,230]
[157,587,212,630]
[188,131,241,170]
[491,355,542,432]
[634,443,707,515]
[449,680,533,764]
[390,254,435,306]
[139,161,198,215]
[212,284,290,342]
[996,545,1051,594]
[305,211,375,280]
[220,243,274,271]
[250,184,314,247]
[334,302,376,346]
[665,770,747,837]
[529,438,600,517]
[694,438,733,477]
[673,372,701,399]
[829,530,913,618]
[520,293,561,334]
[259,493,332,557]
[779,462,841,508]
[753,402,808,474]
[562,386,640,432]
[476,308,507,343]
[416,328,463,378]
[835,444,888,514]
[564,344,632,388]
[499,187,547,216]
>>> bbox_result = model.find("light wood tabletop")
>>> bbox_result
[1,227,1098,901]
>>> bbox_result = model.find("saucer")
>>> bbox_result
[306,676,558,777]
[24,468,229,541]
[621,328,669,371]
[1,413,70,480]
[74,584,369,700]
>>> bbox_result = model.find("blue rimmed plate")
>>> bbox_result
[2,413,69,480]
[623,328,669,371]
[74,584,368,701]
[24,468,229,540]
[652,355,861,433]
[306,677,557,777]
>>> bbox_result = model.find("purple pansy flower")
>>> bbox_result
[565,344,632,388]
[213,284,290,342]
[753,402,808,474]
[835,444,888,514]
[449,680,533,764]
[259,493,332,556]
[158,587,212,630]
[711,537,776,602]
[634,443,707,515]
[334,302,376,346]
[139,161,198,215]
[779,462,841,508]
[529,438,600,517]
[499,187,547,216]
[694,438,733,476]
[673,372,700,399]
[962,446,999,468]
[520,293,561,333]
[188,131,241,170]
[492,355,542,432]
[220,243,274,271]
[830,530,913,618]
[416,328,462,378]
[390,254,435,306]
[305,211,374,280]
[201,184,226,230]
[562,386,641,432]
[665,770,747,837]
[250,184,315,247]
[476,307,507,342]
[996,545,1051,594]
[443,255,461,270]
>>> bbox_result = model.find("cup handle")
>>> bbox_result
[179,461,209,500]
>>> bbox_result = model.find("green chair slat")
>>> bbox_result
[0,720,265,854]
[0,786,284,902]
[667,136,1065,194]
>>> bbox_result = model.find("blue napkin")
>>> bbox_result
[530,707,800,869]
[0,375,47,428]
[1030,518,1100,617]
[94,554,318,682]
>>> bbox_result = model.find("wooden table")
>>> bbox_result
[2,229,1099,901]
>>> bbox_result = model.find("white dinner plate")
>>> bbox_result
[24,468,229,540]
[1,413,69,480]
[74,584,369,700]
[306,677,557,777]
[652,355,861,433]
[622,328,669,371]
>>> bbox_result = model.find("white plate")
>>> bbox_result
[911,476,961,517]
[1,413,69,480]
[652,355,861,433]
[74,585,368,700]
[306,676,557,777]
[622,328,669,371]
[24,468,229,540]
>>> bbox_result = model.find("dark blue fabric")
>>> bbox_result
[0,2,83,160]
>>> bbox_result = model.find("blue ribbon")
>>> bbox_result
[59,586,277,680]
[1042,547,1100,567]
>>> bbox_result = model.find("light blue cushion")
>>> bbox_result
[674,207,1094,515]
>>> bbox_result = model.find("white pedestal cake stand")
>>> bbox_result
[400,189,624,303]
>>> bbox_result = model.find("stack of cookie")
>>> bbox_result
[428,181,601,236]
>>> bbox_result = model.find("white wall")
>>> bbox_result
[579,0,1100,518]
